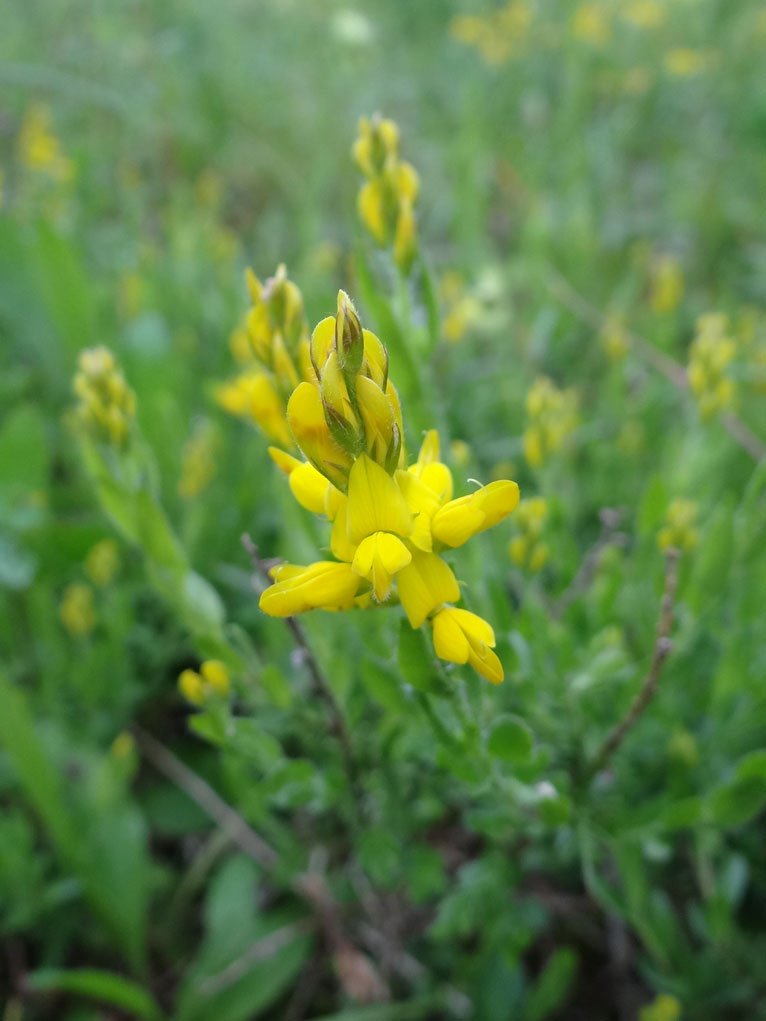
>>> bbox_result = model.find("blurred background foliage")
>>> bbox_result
[2,0,766,1018]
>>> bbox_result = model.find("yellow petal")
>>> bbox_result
[432,609,470,663]
[290,461,335,516]
[358,180,387,243]
[352,531,412,602]
[310,316,336,375]
[330,498,356,563]
[269,447,301,475]
[346,454,412,543]
[287,381,352,487]
[431,480,519,549]
[396,550,460,629]
[259,561,361,617]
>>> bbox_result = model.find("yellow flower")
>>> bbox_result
[179,423,218,499]
[353,115,419,274]
[111,732,135,759]
[650,254,684,314]
[601,316,630,362]
[622,1,664,29]
[509,498,549,572]
[258,291,519,684]
[665,48,711,77]
[84,539,120,588]
[217,372,293,448]
[658,499,698,552]
[17,103,74,182]
[73,347,136,448]
[687,313,737,419]
[60,583,96,637]
[178,660,231,704]
[432,607,503,685]
[572,2,611,46]
[523,377,578,467]
[200,660,230,696]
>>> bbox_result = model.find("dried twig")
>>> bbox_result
[588,548,680,779]
[546,266,766,463]
[552,508,626,618]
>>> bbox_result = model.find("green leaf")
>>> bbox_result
[707,775,766,827]
[308,998,439,1021]
[0,404,49,499]
[417,253,441,355]
[362,658,409,713]
[487,715,534,763]
[638,476,667,535]
[524,948,577,1021]
[25,968,162,1020]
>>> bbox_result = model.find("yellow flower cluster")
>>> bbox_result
[259,292,520,684]
[17,103,74,182]
[687,314,736,420]
[217,265,311,448]
[658,499,698,553]
[522,377,578,468]
[85,539,120,588]
[73,347,136,447]
[509,498,549,572]
[59,582,96,637]
[353,115,419,274]
[178,660,231,705]
[649,254,684,315]
[450,1,532,66]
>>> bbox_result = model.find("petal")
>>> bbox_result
[432,609,470,663]
[430,496,486,548]
[330,498,357,563]
[346,454,412,543]
[259,561,360,617]
[448,607,496,648]
[352,532,411,603]
[396,551,460,629]
[290,461,334,516]
[480,480,520,530]
[310,316,336,374]
[468,645,504,685]
[268,447,301,475]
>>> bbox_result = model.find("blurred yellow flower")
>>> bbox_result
[353,114,420,273]
[600,316,630,363]
[622,1,664,29]
[73,347,136,448]
[178,659,231,705]
[658,499,698,553]
[17,103,74,182]
[450,2,532,66]
[649,254,684,315]
[664,48,712,77]
[571,2,611,46]
[84,539,120,588]
[111,732,135,760]
[509,497,549,572]
[523,377,578,468]
[639,993,682,1021]
[60,583,96,637]
[179,423,218,500]
[687,313,737,420]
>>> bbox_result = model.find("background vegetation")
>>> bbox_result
[2,0,766,1018]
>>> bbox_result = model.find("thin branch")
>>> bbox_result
[546,266,766,463]
[589,548,680,779]
[241,533,357,777]
[198,919,316,997]
[552,508,626,619]
[132,727,278,871]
